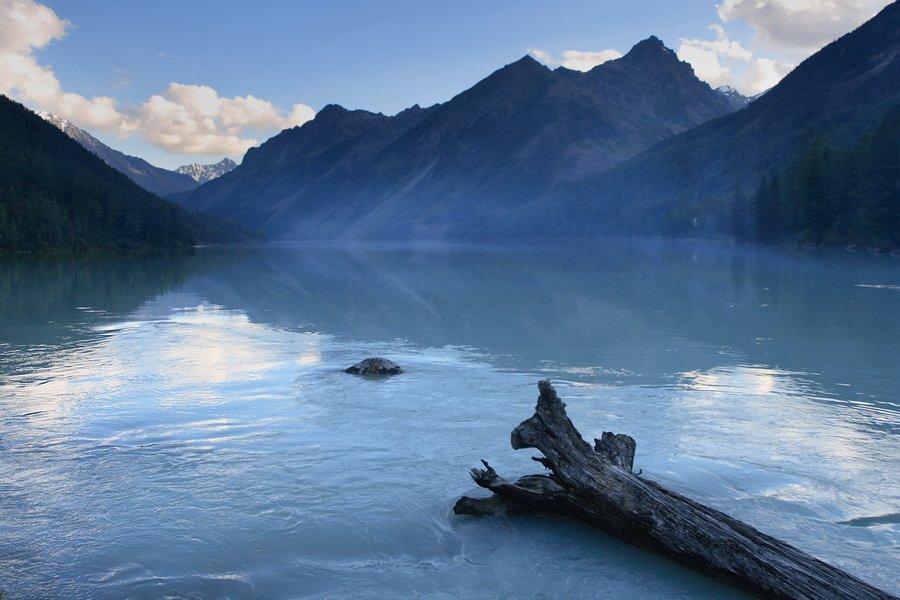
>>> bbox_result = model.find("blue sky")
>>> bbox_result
[1,0,892,169]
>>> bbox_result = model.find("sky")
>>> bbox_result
[0,0,893,169]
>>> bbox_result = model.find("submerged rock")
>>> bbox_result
[345,357,403,375]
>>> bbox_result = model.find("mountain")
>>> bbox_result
[0,96,259,251]
[176,158,238,184]
[716,86,751,110]
[176,37,739,240]
[37,111,199,198]
[525,1,900,241]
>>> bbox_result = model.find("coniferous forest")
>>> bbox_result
[751,103,900,249]
[0,96,258,252]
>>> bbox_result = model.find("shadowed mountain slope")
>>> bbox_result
[38,112,200,198]
[519,1,900,239]
[177,37,738,240]
[0,96,259,251]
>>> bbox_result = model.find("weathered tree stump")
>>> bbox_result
[344,357,403,375]
[455,380,896,600]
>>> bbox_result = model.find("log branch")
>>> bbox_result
[455,380,896,600]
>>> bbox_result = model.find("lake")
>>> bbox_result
[1,240,898,599]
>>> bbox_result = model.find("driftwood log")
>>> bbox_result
[455,380,896,600]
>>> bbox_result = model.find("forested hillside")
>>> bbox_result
[750,103,899,248]
[0,96,258,252]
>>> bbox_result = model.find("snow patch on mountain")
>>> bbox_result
[37,110,71,133]
[34,109,199,197]
[715,85,751,110]
[176,158,238,184]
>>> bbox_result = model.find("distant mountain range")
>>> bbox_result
[173,3,900,246]
[174,36,746,239]
[36,112,238,197]
[176,158,238,184]
[11,2,898,248]
[2,96,258,251]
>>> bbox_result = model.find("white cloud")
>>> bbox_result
[676,0,890,96]
[560,49,623,71]
[527,47,556,65]
[718,0,893,56]
[0,0,315,156]
[684,24,753,61]
[528,47,623,72]
[0,0,129,133]
[677,42,733,89]
[133,84,318,155]
[742,57,794,94]
[0,0,67,54]
[287,103,316,127]
[677,27,793,95]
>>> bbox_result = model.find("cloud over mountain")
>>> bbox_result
[0,0,315,155]
[718,0,893,56]
[529,47,624,72]
[677,24,793,95]
[675,0,892,95]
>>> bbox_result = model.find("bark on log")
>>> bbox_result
[454,380,896,600]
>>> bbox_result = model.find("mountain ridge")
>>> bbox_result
[527,0,900,239]
[36,111,200,198]
[176,36,739,240]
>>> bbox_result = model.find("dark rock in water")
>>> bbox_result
[345,357,403,375]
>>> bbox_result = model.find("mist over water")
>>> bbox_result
[1,240,898,599]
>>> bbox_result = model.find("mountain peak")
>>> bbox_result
[624,35,676,61]
[485,54,551,83]
[313,104,352,123]
[716,85,751,110]
[493,54,548,77]
[394,103,423,117]
[311,103,387,126]
[513,54,542,67]
[175,158,238,184]
[36,110,71,133]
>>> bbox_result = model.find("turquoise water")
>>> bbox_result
[1,240,898,599]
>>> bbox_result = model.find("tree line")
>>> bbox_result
[749,103,899,249]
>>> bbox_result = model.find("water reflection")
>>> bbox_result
[679,365,793,397]
[1,240,898,599]
[673,364,885,470]
[184,240,900,417]
[160,306,289,387]
[0,248,256,365]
